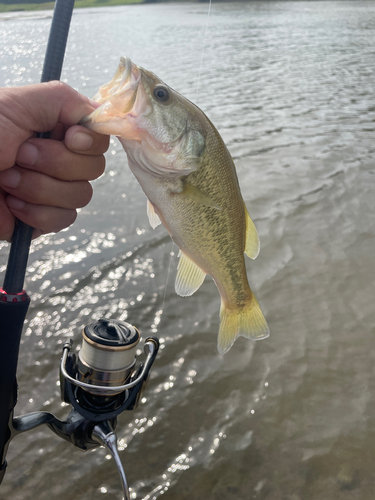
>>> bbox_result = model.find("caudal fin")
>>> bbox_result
[217,296,269,354]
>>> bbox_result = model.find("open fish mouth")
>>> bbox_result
[80,57,146,137]
[83,56,139,114]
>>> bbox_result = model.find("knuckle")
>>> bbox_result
[30,172,47,193]
[45,80,70,94]
[0,217,14,242]
[94,133,110,153]
[76,181,93,208]
[97,156,106,176]
[60,209,77,230]
[40,209,77,233]
[89,156,106,180]
[37,208,54,228]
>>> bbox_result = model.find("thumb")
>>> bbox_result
[0,82,97,171]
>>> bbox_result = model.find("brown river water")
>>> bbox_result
[1,1,375,499]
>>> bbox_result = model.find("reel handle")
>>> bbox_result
[92,421,130,500]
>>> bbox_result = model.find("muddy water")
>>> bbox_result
[1,2,375,499]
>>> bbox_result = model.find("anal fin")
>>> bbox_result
[244,202,260,260]
[175,251,206,297]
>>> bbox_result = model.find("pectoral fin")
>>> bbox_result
[179,183,221,210]
[244,202,260,260]
[175,251,206,296]
[147,199,161,229]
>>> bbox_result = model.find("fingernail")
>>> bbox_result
[0,169,21,188]
[6,195,25,210]
[16,141,38,166]
[70,131,94,151]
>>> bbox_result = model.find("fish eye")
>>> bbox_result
[153,85,170,102]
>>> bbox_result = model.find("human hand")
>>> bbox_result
[0,82,110,241]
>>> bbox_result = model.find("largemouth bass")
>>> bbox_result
[82,57,269,354]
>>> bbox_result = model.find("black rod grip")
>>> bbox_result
[0,295,31,471]
[2,222,33,294]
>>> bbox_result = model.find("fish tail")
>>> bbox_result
[217,295,269,354]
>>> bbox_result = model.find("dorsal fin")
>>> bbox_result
[244,202,260,260]
[147,199,161,229]
[175,251,206,297]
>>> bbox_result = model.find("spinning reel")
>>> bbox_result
[9,318,159,499]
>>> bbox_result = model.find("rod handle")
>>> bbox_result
[0,292,30,476]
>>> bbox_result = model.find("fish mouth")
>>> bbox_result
[80,56,146,137]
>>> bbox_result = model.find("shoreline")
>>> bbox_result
[0,0,205,13]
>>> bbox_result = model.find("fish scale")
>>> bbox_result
[168,123,248,306]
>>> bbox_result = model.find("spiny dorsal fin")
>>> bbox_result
[147,199,161,229]
[175,251,206,297]
[244,202,260,260]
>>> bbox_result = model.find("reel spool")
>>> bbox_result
[78,319,140,395]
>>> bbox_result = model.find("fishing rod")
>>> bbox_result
[0,2,159,498]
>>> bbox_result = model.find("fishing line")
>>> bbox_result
[194,0,213,104]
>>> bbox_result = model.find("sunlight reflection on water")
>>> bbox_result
[1,2,375,500]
